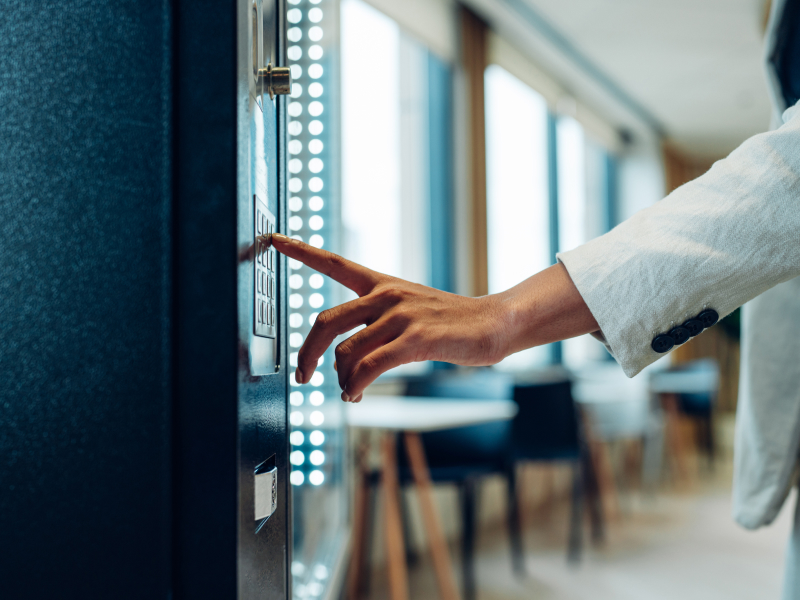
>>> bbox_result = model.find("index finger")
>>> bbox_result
[271,233,380,296]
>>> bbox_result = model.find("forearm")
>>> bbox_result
[494,263,599,358]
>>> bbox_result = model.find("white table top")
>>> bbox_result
[346,395,518,432]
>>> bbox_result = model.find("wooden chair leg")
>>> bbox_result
[381,433,409,600]
[403,432,461,600]
[506,464,525,577]
[347,434,374,600]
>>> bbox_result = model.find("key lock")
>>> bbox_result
[258,64,292,99]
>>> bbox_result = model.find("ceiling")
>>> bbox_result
[521,0,774,158]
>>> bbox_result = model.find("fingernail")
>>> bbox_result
[295,368,304,384]
[341,391,351,403]
[272,232,290,243]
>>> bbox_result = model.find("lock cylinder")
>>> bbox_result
[258,63,292,99]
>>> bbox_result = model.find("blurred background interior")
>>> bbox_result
[287,0,791,599]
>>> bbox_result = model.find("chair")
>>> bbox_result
[507,378,605,571]
[650,359,719,470]
[398,369,512,600]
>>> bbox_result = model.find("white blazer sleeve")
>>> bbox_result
[557,104,800,377]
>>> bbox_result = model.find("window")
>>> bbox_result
[485,66,618,370]
[341,0,454,373]
[557,116,615,367]
[484,64,551,370]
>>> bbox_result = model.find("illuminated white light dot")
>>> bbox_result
[309,139,323,154]
[289,294,304,308]
[290,332,304,348]
[309,196,323,211]
[310,0,321,4]
[288,140,302,154]
[309,234,324,248]
[290,83,302,98]
[310,371,324,386]
[289,178,302,193]
[309,273,323,288]
[309,120,323,135]
[309,470,324,485]
[308,312,319,326]
[287,45,302,61]
[314,565,329,580]
[288,158,303,174]
[289,121,302,136]
[309,293,324,309]
[308,64,323,79]
[287,8,302,23]
[289,196,302,211]
[289,274,303,289]
[288,0,300,5]
[290,450,305,465]
[289,215,303,231]
[290,351,299,367]
[317,355,324,366]
[309,26,323,42]
[309,83,323,98]
[290,391,304,406]
[308,8,323,23]
[290,431,305,445]
[308,45,323,60]
[310,450,325,465]
[309,158,323,173]
[309,177,323,192]
[290,471,305,486]
[287,27,302,42]
[290,64,303,79]
[291,234,303,242]
[310,411,324,426]
[288,102,302,117]
[308,216,323,231]
[290,411,304,426]
[310,391,324,406]
[309,101,324,116]
[310,430,325,445]
[290,258,302,269]
[290,313,303,328]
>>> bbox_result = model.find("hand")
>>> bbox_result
[271,234,511,402]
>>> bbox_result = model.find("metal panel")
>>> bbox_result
[0,1,172,597]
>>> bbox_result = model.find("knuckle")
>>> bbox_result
[315,309,334,329]
[326,253,347,271]
[335,340,352,361]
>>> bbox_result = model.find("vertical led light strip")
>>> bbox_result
[285,0,339,493]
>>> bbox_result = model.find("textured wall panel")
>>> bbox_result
[0,1,172,597]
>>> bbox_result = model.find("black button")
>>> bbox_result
[669,326,690,345]
[651,334,675,353]
[697,309,719,328]
[682,318,703,337]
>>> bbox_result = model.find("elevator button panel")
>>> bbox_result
[254,196,277,339]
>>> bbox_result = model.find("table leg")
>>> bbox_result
[347,432,370,600]
[381,433,409,600]
[403,432,461,600]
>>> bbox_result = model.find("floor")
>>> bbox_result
[367,466,795,600]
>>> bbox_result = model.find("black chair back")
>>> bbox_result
[510,380,582,461]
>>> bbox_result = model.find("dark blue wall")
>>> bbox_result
[0,2,173,597]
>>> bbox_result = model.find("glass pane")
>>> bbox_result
[341,0,435,376]
[485,64,551,370]
[557,117,610,367]
[286,1,349,598]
